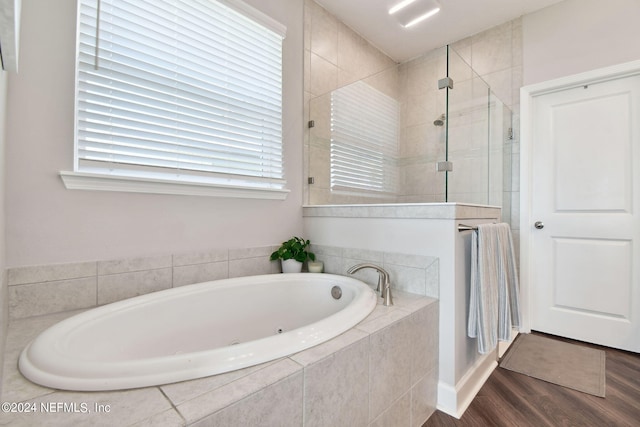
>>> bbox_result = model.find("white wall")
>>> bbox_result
[0,67,7,395]
[5,0,304,267]
[523,0,640,85]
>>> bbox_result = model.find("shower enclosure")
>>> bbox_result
[305,45,512,211]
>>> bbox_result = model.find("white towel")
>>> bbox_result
[467,223,521,354]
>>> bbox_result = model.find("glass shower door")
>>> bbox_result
[443,46,507,206]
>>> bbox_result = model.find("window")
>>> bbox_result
[330,81,399,195]
[62,0,288,199]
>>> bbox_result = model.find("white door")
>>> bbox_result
[529,73,640,352]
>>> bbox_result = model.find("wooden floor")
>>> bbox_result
[424,333,640,427]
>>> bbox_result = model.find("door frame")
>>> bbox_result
[519,59,640,334]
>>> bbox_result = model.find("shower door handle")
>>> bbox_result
[534,221,544,229]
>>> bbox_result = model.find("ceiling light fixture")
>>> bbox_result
[403,6,440,28]
[388,0,419,15]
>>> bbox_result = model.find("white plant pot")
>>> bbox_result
[281,259,303,273]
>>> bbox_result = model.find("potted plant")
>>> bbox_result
[270,237,316,273]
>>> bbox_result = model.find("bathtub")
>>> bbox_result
[18,273,377,391]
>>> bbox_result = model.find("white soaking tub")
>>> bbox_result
[19,273,377,391]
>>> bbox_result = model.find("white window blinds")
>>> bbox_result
[330,81,399,193]
[75,0,286,191]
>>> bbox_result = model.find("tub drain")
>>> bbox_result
[331,286,342,300]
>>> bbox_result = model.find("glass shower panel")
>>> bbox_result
[303,35,509,207]
[488,92,510,209]
[397,46,448,203]
[306,64,402,205]
[444,47,501,205]
[307,93,332,205]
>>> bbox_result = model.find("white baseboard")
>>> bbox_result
[436,351,498,418]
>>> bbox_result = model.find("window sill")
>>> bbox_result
[59,171,290,200]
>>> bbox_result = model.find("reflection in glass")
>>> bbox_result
[330,81,399,196]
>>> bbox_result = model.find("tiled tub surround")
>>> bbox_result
[311,245,439,298]
[18,273,377,392]
[3,244,440,425]
[1,292,438,426]
[7,245,439,321]
[7,246,281,321]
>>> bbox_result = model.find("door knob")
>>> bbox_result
[534,221,544,229]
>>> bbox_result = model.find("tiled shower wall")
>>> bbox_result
[396,49,447,203]
[304,0,399,205]
[399,47,512,207]
[449,20,523,258]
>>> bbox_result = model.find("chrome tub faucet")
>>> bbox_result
[347,263,393,306]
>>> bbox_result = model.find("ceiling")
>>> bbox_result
[315,0,565,62]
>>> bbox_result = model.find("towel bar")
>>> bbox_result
[458,224,478,232]
[458,223,498,232]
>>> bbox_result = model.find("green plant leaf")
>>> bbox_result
[270,236,315,262]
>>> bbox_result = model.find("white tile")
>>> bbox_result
[304,0,313,51]
[355,306,410,336]
[8,262,96,286]
[98,256,172,275]
[2,312,85,402]
[471,21,513,76]
[228,257,274,278]
[410,304,439,384]
[481,68,512,109]
[308,144,331,187]
[383,252,436,269]
[368,316,414,422]
[370,391,411,427]
[309,52,338,96]
[97,269,172,305]
[511,17,523,71]
[309,244,343,258]
[129,409,184,427]
[9,278,97,320]
[175,358,302,424]
[0,387,173,427]
[302,337,369,427]
[410,368,438,426]
[160,360,280,406]
[363,66,400,100]
[425,260,439,299]
[336,22,368,81]
[319,255,346,276]
[190,371,303,427]
[4,310,84,356]
[304,48,311,97]
[228,246,273,260]
[384,264,426,296]
[172,262,228,288]
[172,249,227,267]
[290,328,368,367]
[1,358,54,404]
[309,0,338,65]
